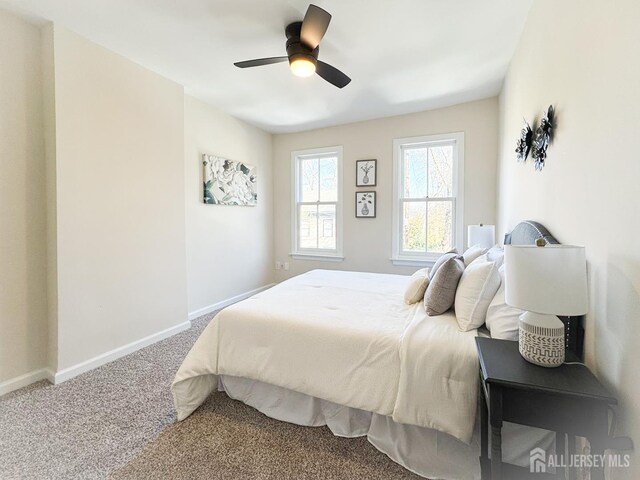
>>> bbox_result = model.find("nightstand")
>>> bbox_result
[476,337,616,480]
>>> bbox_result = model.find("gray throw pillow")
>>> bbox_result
[428,249,459,280]
[424,255,465,315]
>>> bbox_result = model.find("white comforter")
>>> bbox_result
[172,269,480,443]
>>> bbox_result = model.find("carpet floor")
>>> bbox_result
[0,312,420,479]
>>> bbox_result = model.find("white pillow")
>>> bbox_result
[486,245,505,268]
[454,257,501,331]
[462,244,488,267]
[470,252,489,264]
[404,268,430,304]
[485,265,523,340]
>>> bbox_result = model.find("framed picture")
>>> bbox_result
[202,154,257,206]
[355,191,376,218]
[356,159,376,187]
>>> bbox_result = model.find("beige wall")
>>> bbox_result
[49,26,188,371]
[0,13,276,387]
[41,23,58,372]
[497,1,640,476]
[0,10,47,384]
[272,98,499,281]
[184,96,274,315]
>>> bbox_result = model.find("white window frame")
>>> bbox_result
[290,146,344,262]
[391,132,464,267]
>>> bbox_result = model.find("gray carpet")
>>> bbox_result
[0,312,420,479]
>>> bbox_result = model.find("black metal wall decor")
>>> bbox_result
[531,105,555,171]
[515,119,533,162]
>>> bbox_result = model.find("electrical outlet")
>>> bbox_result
[275,261,282,270]
[284,262,289,271]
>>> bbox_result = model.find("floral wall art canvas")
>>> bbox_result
[202,154,257,206]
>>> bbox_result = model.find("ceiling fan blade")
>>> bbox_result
[300,4,331,49]
[234,57,288,68]
[316,61,351,88]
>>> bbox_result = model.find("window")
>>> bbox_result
[391,133,464,266]
[322,219,334,238]
[291,146,343,261]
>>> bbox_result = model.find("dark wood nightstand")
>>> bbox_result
[476,337,617,480]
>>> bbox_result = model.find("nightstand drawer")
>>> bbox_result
[501,387,609,436]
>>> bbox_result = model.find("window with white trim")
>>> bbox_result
[391,133,464,266]
[291,146,343,260]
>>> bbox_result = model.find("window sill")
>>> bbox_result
[289,253,344,262]
[390,257,437,267]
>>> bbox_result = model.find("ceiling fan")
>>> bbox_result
[234,4,351,89]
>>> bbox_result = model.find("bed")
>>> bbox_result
[172,221,563,479]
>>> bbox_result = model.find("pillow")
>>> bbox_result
[404,268,430,304]
[470,252,489,264]
[462,244,488,267]
[428,249,459,280]
[486,245,505,268]
[424,256,465,315]
[485,265,523,340]
[454,257,501,331]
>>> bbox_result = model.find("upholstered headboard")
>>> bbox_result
[504,220,560,246]
[504,221,584,360]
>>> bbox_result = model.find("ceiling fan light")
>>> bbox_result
[290,55,316,77]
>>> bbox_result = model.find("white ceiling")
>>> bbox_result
[2,0,533,133]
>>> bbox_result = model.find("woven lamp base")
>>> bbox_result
[518,311,565,368]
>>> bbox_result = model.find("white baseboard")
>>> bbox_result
[188,283,276,321]
[0,368,51,397]
[51,320,191,384]
[4,284,276,393]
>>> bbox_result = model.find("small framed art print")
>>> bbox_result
[356,159,376,187]
[355,191,376,218]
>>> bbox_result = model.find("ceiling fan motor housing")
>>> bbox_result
[233,6,350,89]
[285,21,318,67]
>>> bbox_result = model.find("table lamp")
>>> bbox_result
[504,242,588,367]
[467,224,495,249]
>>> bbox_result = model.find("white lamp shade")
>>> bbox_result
[505,245,588,316]
[467,224,495,249]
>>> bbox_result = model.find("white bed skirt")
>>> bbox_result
[218,375,555,480]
